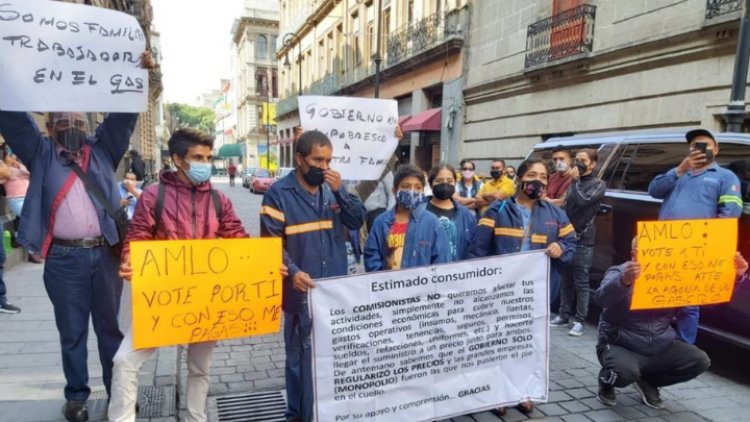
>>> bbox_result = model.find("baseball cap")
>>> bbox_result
[685,128,717,145]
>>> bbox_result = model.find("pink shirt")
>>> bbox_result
[52,151,102,239]
[4,165,29,198]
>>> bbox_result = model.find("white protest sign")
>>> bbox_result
[298,95,399,180]
[310,252,549,422]
[0,0,148,112]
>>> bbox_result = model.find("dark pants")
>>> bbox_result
[596,341,710,388]
[559,245,593,322]
[284,309,313,422]
[229,175,235,186]
[43,243,124,400]
[0,234,6,305]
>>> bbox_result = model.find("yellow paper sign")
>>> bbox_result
[130,238,282,349]
[631,219,737,310]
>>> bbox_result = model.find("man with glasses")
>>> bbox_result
[475,158,515,216]
[0,52,153,422]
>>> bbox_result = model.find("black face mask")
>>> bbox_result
[575,161,588,175]
[432,183,455,200]
[490,170,503,179]
[56,128,87,153]
[303,165,325,186]
[521,180,546,200]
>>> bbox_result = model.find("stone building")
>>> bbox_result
[463,0,748,169]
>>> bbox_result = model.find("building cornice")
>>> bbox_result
[276,0,341,58]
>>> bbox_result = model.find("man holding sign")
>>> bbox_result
[648,128,743,345]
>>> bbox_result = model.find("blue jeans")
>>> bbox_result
[559,245,594,323]
[676,306,699,344]
[6,196,24,218]
[0,233,6,305]
[284,309,313,422]
[43,243,124,400]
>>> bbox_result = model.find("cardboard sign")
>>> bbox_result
[130,238,282,349]
[631,219,738,310]
[299,95,399,180]
[310,252,550,422]
[0,0,148,112]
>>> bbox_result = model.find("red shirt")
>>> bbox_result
[386,221,408,270]
[547,172,573,199]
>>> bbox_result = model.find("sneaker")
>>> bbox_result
[550,316,569,327]
[0,303,21,314]
[569,322,585,337]
[597,383,617,406]
[632,379,664,409]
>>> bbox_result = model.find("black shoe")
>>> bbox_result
[633,379,664,409]
[597,382,617,406]
[62,400,88,422]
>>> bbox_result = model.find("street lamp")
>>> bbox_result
[282,33,302,96]
[255,69,271,170]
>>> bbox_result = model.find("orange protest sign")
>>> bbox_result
[630,219,737,310]
[130,238,282,349]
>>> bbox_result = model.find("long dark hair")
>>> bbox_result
[428,163,456,186]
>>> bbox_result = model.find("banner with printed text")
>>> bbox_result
[0,0,148,112]
[310,252,550,422]
[130,238,282,349]
[298,95,399,180]
[631,218,738,310]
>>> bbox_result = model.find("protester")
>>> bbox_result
[647,128,743,344]
[546,146,574,207]
[0,51,153,422]
[0,157,20,314]
[504,165,516,180]
[2,150,42,263]
[118,171,142,221]
[227,159,237,187]
[364,164,451,271]
[467,158,576,416]
[416,163,476,261]
[454,159,482,212]
[128,150,146,182]
[475,159,515,215]
[109,128,264,422]
[363,170,395,229]
[594,237,747,408]
[260,130,365,422]
[552,148,606,336]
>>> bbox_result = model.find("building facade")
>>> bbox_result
[275,0,471,170]
[233,0,280,169]
[463,0,748,169]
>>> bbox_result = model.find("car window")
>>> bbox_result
[620,143,686,192]
[717,142,750,203]
[602,144,636,189]
[527,143,611,177]
[257,169,271,178]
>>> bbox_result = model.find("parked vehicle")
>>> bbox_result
[526,130,750,349]
[242,167,260,188]
[250,168,274,194]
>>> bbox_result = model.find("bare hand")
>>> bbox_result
[280,264,289,278]
[324,169,342,192]
[139,51,155,70]
[677,150,706,176]
[569,166,580,180]
[294,126,304,141]
[292,271,316,293]
[735,252,748,277]
[395,125,404,140]
[622,261,641,287]
[546,242,563,259]
[120,199,131,207]
[119,254,133,281]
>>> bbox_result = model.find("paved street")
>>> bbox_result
[1,177,750,421]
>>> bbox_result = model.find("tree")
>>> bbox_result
[167,103,215,134]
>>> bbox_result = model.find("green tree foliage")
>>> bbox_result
[167,103,215,134]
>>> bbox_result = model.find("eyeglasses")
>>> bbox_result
[461,167,473,171]
[490,167,503,171]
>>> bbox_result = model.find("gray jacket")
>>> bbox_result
[595,263,677,356]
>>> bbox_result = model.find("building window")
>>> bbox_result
[270,35,277,56]
[256,35,268,59]
[407,0,414,24]
[256,68,268,97]
[352,11,361,66]
[271,70,278,99]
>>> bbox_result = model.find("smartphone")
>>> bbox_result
[694,142,708,154]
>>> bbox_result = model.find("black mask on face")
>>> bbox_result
[521,180,546,200]
[432,183,455,200]
[575,161,588,175]
[303,165,325,186]
[490,170,503,179]
[56,128,87,153]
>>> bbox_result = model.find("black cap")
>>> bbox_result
[685,128,717,145]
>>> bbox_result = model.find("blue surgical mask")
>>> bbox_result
[396,190,424,209]
[185,161,212,184]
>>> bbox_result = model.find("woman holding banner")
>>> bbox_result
[467,158,577,416]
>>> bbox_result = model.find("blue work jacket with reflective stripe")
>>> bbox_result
[260,170,365,313]
[648,163,743,220]
[364,207,451,272]
[415,198,477,261]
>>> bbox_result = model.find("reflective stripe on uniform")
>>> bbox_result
[285,220,334,235]
[531,234,548,244]
[479,218,495,228]
[494,227,524,237]
[718,195,743,207]
[559,224,575,237]
[260,205,285,222]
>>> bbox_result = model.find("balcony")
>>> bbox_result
[525,4,596,69]
[277,94,298,118]
[386,8,467,68]
[705,0,744,19]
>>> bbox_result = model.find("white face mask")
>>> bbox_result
[461,170,474,180]
[554,161,569,173]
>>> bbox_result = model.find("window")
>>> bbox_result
[336,24,344,75]
[352,12,361,66]
[319,39,326,76]
[408,0,414,24]
[620,144,687,192]
[255,68,268,97]
[270,36,277,56]
[256,35,268,59]
[271,70,278,99]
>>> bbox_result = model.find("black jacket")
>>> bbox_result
[564,174,605,246]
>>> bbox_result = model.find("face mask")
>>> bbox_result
[521,180,546,200]
[575,161,588,175]
[184,161,212,184]
[490,170,503,179]
[461,170,474,180]
[432,183,455,200]
[554,161,569,173]
[303,165,326,186]
[396,190,424,209]
[507,173,515,179]
[56,128,87,153]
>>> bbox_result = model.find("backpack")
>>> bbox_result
[153,183,222,236]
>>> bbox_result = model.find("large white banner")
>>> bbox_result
[0,0,148,112]
[310,252,550,422]
[298,95,399,181]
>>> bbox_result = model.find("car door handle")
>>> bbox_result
[598,204,612,215]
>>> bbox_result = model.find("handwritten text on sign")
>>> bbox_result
[310,252,549,422]
[0,0,147,112]
[130,238,282,349]
[631,219,738,310]
[299,95,399,180]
